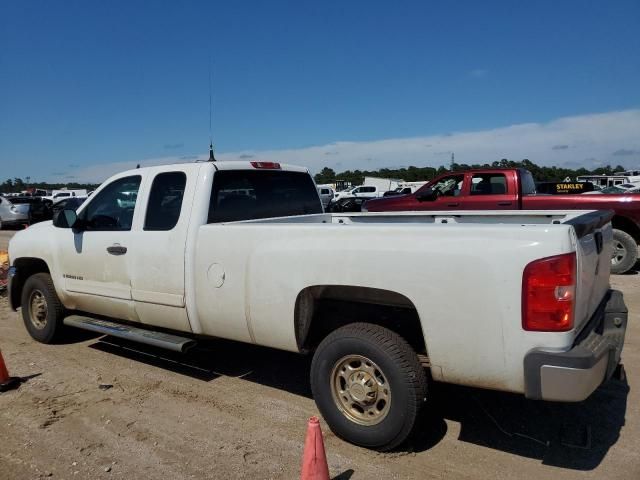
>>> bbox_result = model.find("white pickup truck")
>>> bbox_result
[7,161,628,450]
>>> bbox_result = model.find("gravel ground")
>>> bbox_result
[0,228,639,479]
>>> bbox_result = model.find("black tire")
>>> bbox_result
[21,273,66,343]
[611,229,638,274]
[310,323,427,451]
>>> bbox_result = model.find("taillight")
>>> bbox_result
[522,253,576,332]
[251,161,281,169]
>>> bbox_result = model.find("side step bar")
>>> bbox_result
[63,315,197,353]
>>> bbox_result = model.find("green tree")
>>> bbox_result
[314,167,336,184]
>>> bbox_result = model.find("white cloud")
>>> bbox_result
[57,109,640,183]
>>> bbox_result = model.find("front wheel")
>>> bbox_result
[310,323,427,451]
[21,273,67,343]
[611,229,638,274]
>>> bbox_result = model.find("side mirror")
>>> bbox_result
[415,188,438,202]
[53,208,79,229]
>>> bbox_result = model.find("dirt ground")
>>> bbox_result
[1,228,639,480]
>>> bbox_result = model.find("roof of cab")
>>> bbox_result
[115,160,309,178]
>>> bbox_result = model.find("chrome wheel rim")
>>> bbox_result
[330,354,391,426]
[612,241,627,265]
[28,289,48,330]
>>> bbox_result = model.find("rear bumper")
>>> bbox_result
[524,289,627,402]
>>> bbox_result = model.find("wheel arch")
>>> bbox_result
[294,285,428,358]
[611,215,640,243]
[9,257,51,310]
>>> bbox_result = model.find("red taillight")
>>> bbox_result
[251,161,281,169]
[522,253,576,332]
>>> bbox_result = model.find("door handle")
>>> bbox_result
[106,245,127,255]
[497,201,513,206]
[446,203,460,207]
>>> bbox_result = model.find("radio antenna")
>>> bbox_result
[208,58,216,162]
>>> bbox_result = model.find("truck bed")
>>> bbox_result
[194,209,612,394]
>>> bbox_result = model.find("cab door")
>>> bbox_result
[128,168,195,332]
[428,173,467,209]
[56,174,142,320]
[468,172,516,209]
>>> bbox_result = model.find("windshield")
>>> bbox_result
[208,170,322,223]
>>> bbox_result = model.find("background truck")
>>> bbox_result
[364,167,640,274]
[7,161,627,450]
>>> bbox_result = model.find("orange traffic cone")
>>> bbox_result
[0,349,20,393]
[300,416,330,480]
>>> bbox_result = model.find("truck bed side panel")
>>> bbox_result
[195,222,578,394]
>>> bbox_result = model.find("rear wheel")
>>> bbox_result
[611,229,637,274]
[310,323,427,451]
[21,273,66,343]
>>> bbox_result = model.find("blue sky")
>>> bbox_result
[1,1,639,182]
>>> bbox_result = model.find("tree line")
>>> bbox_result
[2,158,630,193]
[0,178,100,193]
[314,159,628,186]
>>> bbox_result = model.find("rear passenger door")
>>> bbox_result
[129,169,193,314]
[468,173,516,209]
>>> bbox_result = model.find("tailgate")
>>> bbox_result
[567,211,614,334]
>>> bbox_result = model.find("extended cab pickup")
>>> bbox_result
[365,168,640,273]
[7,161,628,450]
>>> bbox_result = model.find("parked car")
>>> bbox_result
[7,196,53,224]
[0,196,30,229]
[364,168,640,274]
[7,161,626,451]
[52,197,86,212]
[316,185,335,208]
[327,196,368,212]
[47,189,89,205]
[583,183,640,195]
[383,186,414,197]
[333,185,383,202]
[52,197,87,223]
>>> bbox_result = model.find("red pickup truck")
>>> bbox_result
[364,168,640,274]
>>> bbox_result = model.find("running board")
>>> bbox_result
[63,315,197,353]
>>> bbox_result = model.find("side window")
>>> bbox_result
[81,175,141,231]
[144,172,187,231]
[363,186,376,193]
[471,174,507,195]
[521,171,537,195]
[431,174,465,197]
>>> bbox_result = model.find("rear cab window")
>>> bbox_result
[208,170,322,223]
